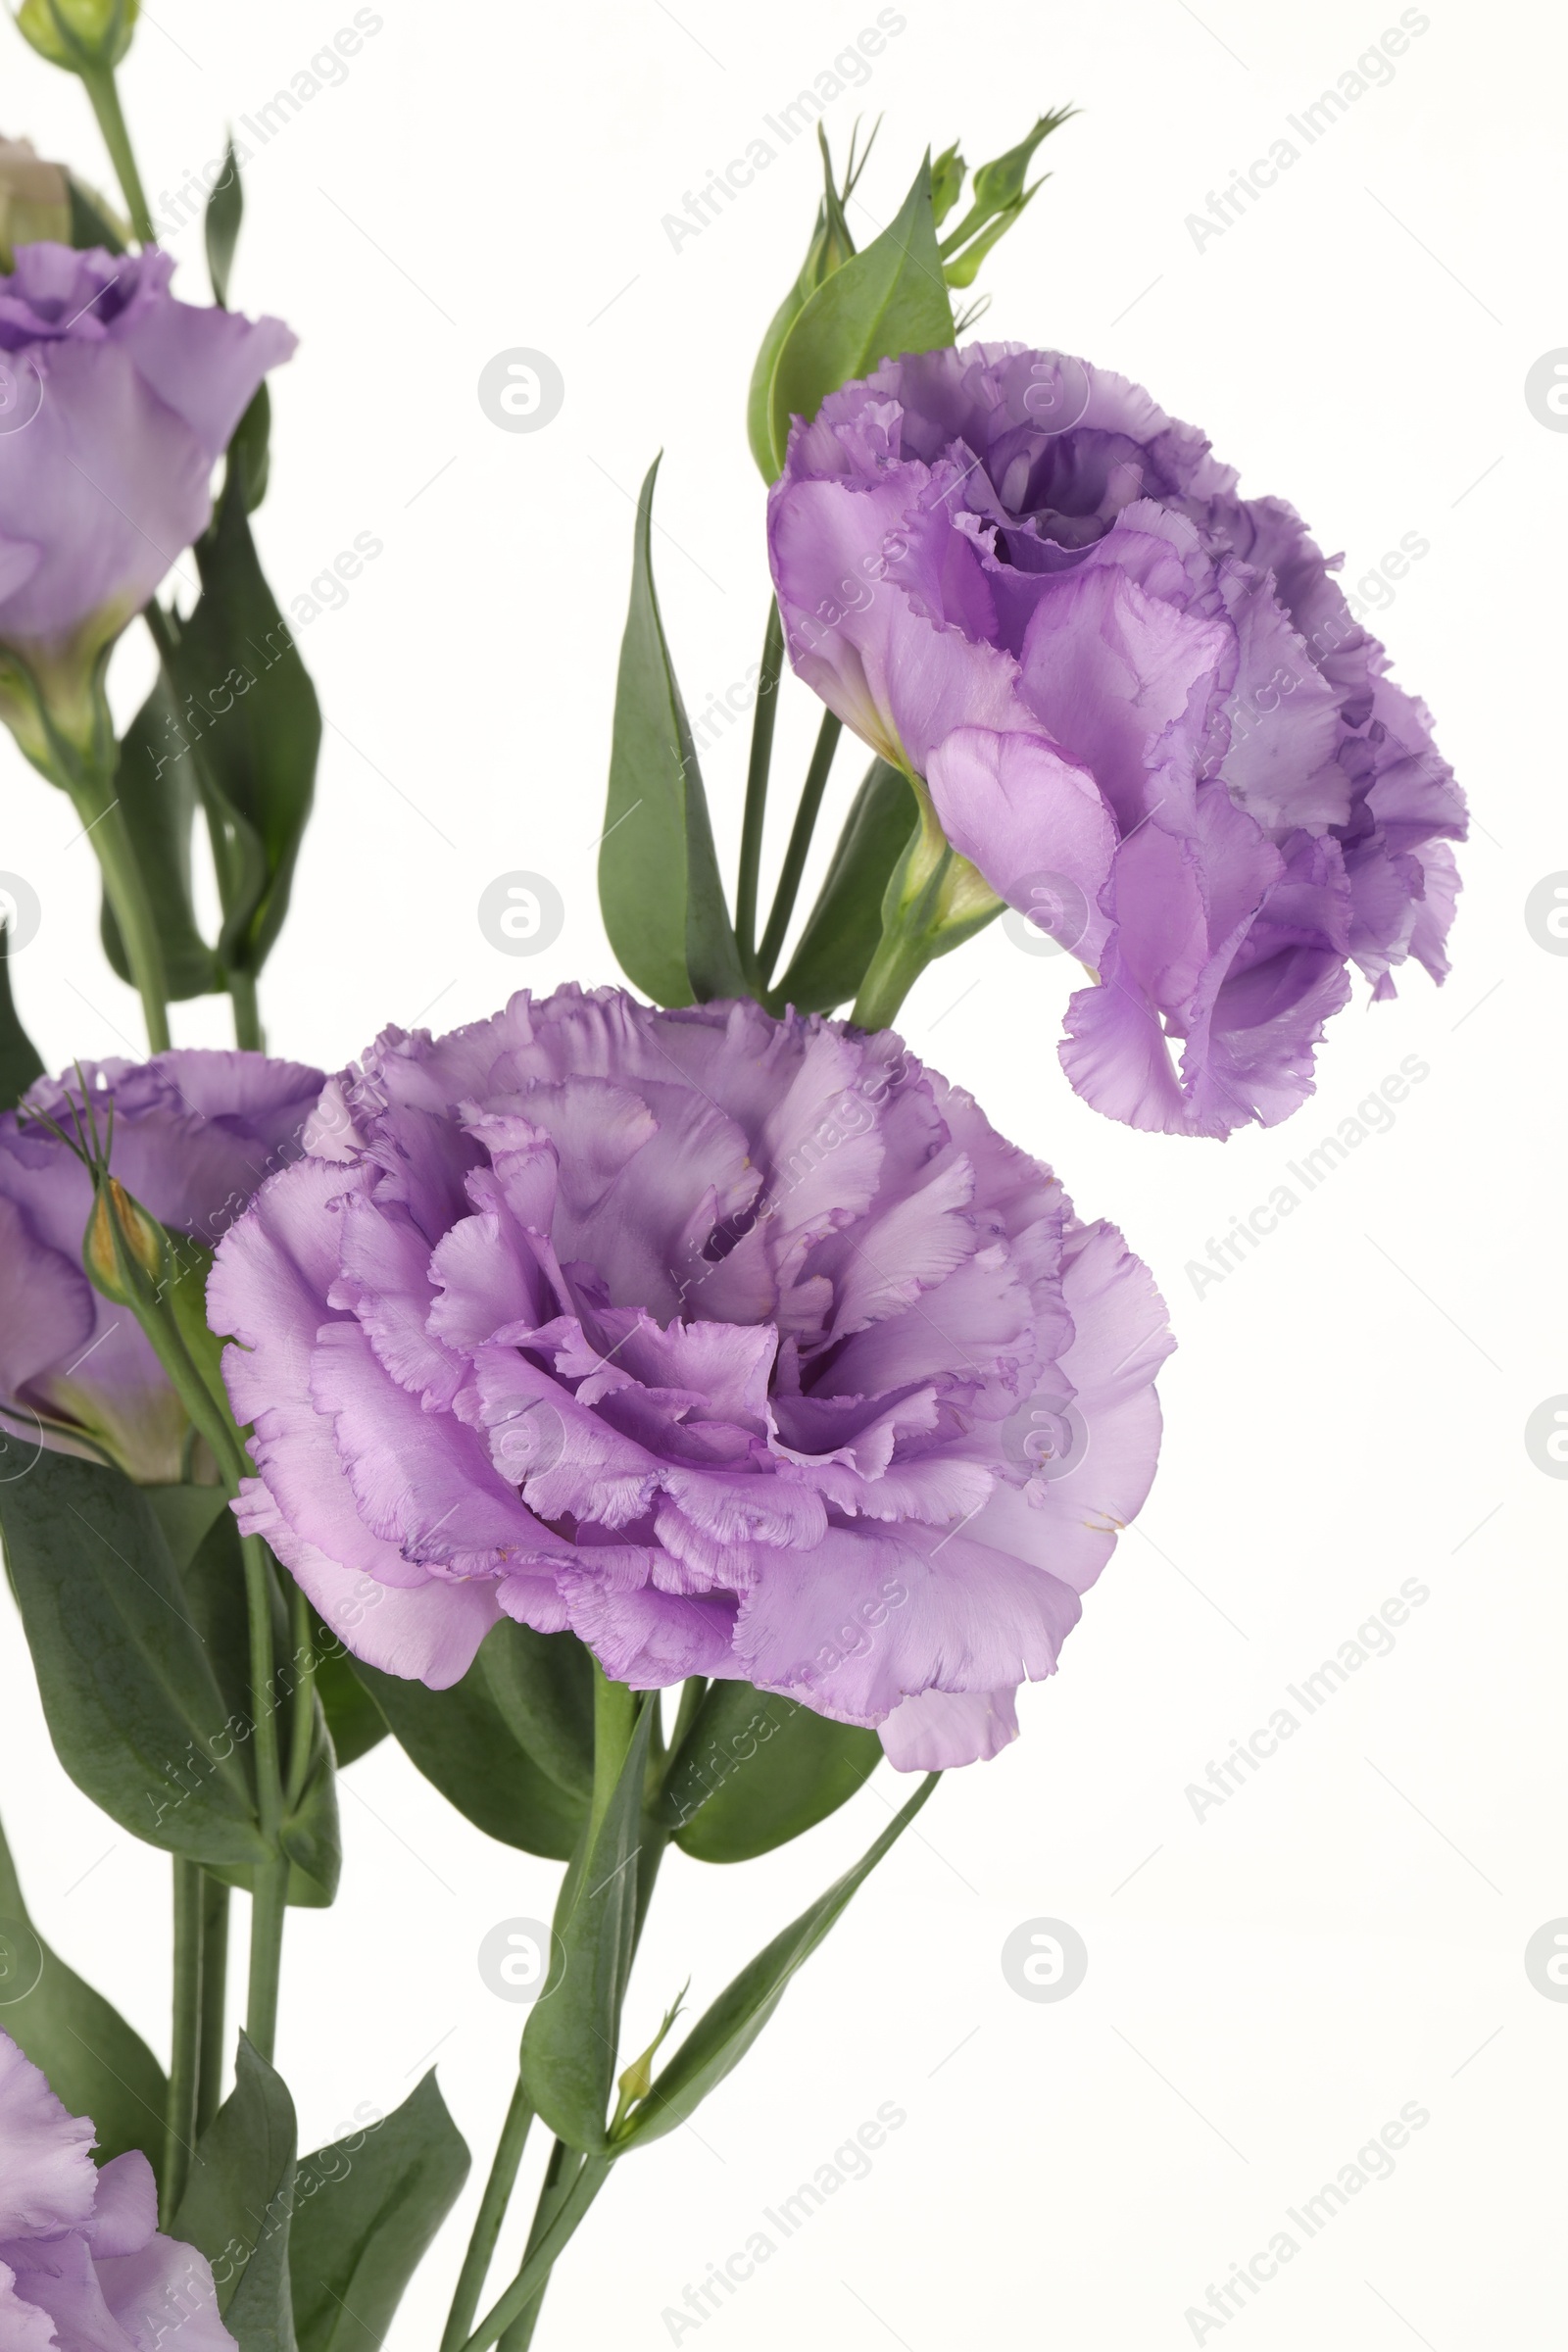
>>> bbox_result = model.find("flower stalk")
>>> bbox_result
[1,657,172,1051]
[160,1857,203,2226]
[78,63,156,244]
[734,602,785,983]
[851,786,1002,1031]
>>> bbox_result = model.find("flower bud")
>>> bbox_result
[612,1985,687,2135]
[0,137,70,264]
[15,0,139,71]
[84,1175,167,1301]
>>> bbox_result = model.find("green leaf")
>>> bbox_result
[143,1482,230,1572]
[172,2034,298,2352]
[767,158,953,474]
[66,172,124,251]
[771,759,916,1014]
[275,1721,341,1909]
[100,674,221,1003]
[661,1683,882,1862]
[477,1621,595,1797]
[202,146,271,503]
[228,380,271,514]
[289,2074,469,2352]
[0,1807,167,2181]
[351,1637,587,1862]
[748,272,814,480]
[615,1773,938,2150]
[312,1625,387,1768]
[164,470,319,981]
[747,122,875,479]
[0,1452,270,1866]
[521,1697,657,2152]
[599,459,745,1009]
[205,138,243,308]
[0,917,44,1110]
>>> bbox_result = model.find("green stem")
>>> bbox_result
[850,911,936,1032]
[245,1863,288,2066]
[74,778,172,1054]
[227,969,264,1053]
[734,603,785,980]
[161,1857,203,2224]
[242,1532,288,2061]
[141,600,178,663]
[462,2152,611,2352]
[79,64,157,245]
[196,1872,230,2133]
[439,2080,536,2352]
[495,2141,575,2352]
[145,600,266,1054]
[283,1578,317,1813]
[663,1677,708,1776]
[106,1257,244,1491]
[758,710,841,986]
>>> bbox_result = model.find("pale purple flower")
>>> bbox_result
[0,245,293,668]
[0,1051,323,1482]
[0,2029,233,2352]
[209,986,1172,1772]
[768,342,1466,1137]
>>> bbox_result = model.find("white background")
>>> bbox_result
[2,0,1565,2345]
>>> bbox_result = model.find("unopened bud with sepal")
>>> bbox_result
[14,0,139,71]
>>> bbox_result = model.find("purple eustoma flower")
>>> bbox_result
[0,1051,323,1482]
[768,342,1466,1138]
[0,2029,234,2352]
[0,244,292,726]
[209,986,1171,1771]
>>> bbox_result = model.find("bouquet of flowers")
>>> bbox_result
[0,9,1464,2347]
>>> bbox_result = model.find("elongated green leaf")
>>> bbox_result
[768,160,953,472]
[351,1643,585,1861]
[289,2074,468,2352]
[599,459,745,1009]
[747,195,852,478]
[101,674,220,1002]
[172,2034,298,2352]
[0,917,44,1110]
[478,1621,594,1797]
[772,759,915,1013]
[228,381,272,514]
[616,1773,937,2149]
[201,148,271,510]
[312,1625,387,1768]
[0,1452,270,1865]
[166,469,319,981]
[662,1683,882,1862]
[206,139,243,308]
[67,173,124,252]
[748,272,814,480]
[143,1483,230,1573]
[748,125,867,477]
[521,1697,656,2152]
[0,1808,167,2181]
[275,1727,340,1909]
